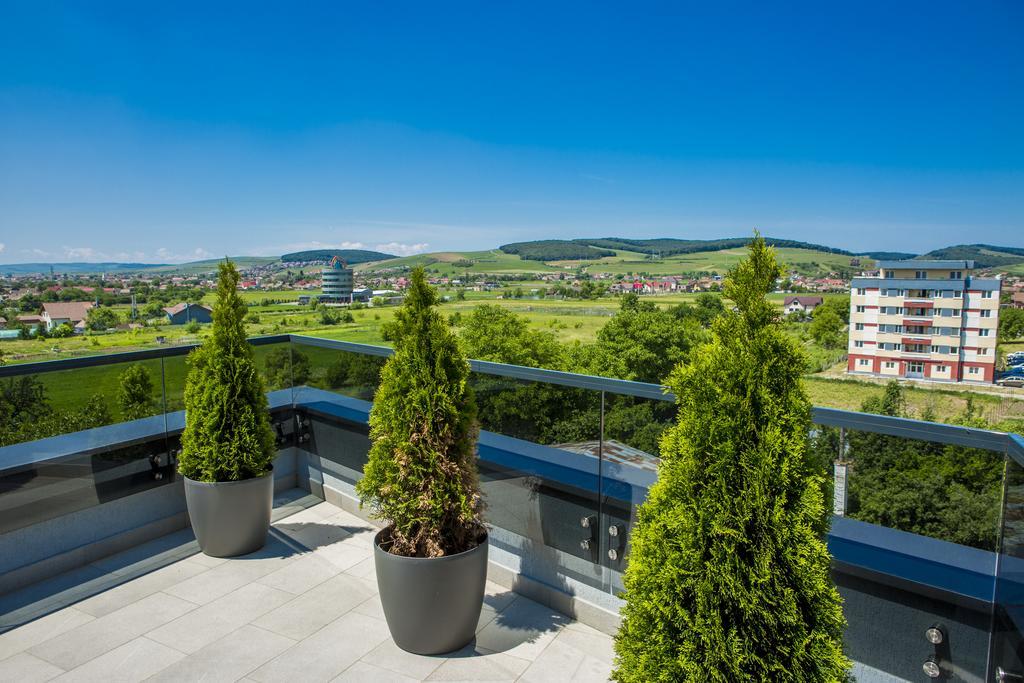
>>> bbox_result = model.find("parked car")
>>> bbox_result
[997,376,1024,388]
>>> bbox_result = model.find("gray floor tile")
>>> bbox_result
[518,638,611,682]
[351,595,385,621]
[52,636,184,682]
[552,624,614,664]
[342,556,377,580]
[473,596,570,662]
[273,519,354,550]
[0,651,65,682]
[332,660,420,682]
[252,572,375,640]
[360,638,445,680]
[147,582,295,654]
[162,541,295,605]
[27,592,196,671]
[312,539,373,571]
[425,646,531,681]
[74,560,208,618]
[0,608,95,661]
[0,496,615,682]
[256,552,341,595]
[147,624,295,683]
[249,612,391,682]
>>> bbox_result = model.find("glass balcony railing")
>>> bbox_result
[1,333,1023,680]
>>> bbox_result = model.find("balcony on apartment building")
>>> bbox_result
[1,334,1024,682]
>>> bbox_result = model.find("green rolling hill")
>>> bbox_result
[4,239,1022,278]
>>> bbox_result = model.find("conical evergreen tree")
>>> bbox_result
[178,259,276,482]
[356,267,484,557]
[613,236,849,682]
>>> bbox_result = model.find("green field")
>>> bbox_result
[359,250,561,276]
[545,247,870,276]
[355,246,871,278]
[5,289,1023,433]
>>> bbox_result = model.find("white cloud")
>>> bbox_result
[0,243,5,254]
[155,247,214,263]
[63,246,99,260]
[374,242,430,257]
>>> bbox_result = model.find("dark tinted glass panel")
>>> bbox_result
[469,372,605,590]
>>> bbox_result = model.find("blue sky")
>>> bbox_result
[1,1,1021,263]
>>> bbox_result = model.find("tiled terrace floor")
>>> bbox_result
[0,491,614,682]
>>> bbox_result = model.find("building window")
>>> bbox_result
[858,359,870,367]
[980,328,990,337]
[981,310,992,318]
[968,367,980,375]
[855,322,865,331]
[950,271,962,279]
[884,361,896,369]
[950,346,959,354]
[978,348,989,356]
[856,288,866,295]
[856,305,865,313]
[982,290,993,299]
[885,271,894,279]
[936,365,947,372]
[954,291,962,298]
[915,270,927,279]
[854,340,864,348]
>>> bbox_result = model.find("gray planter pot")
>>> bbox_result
[374,528,488,655]
[184,471,273,558]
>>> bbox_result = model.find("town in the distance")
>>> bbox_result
[2,237,1023,399]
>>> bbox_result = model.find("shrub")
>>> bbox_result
[118,364,157,420]
[263,347,311,389]
[177,260,276,482]
[185,320,201,334]
[355,267,484,557]
[613,236,848,682]
[86,306,120,331]
[50,323,75,338]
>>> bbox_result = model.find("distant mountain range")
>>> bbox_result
[1,240,1021,276]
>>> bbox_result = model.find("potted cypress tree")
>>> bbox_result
[356,267,487,655]
[178,259,277,558]
[613,236,849,681]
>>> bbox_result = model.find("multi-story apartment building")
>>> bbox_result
[847,260,1000,383]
